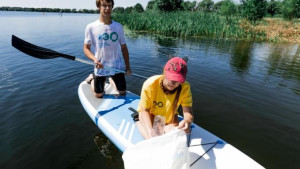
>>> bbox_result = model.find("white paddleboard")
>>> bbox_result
[78,81,264,169]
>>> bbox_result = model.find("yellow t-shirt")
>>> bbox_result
[137,75,192,124]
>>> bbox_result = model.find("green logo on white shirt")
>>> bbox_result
[98,32,118,42]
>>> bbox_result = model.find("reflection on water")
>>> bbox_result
[93,132,123,169]
[155,36,178,57]
[0,64,19,91]
[229,41,300,95]
[267,44,300,94]
[231,41,253,73]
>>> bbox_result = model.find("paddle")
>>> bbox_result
[11,35,147,79]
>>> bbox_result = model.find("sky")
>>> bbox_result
[0,0,238,10]
[1,0,148,9]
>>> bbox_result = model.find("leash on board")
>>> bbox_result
[187,127,224,167]
[190,141,217,167]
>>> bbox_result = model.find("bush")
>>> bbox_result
[113,7,125,13]
[134,3,144,13]
[281,0,300,20]
[146,1,156,10]
[198,0,214,12]
[220,0,237,17]
[241,0,267,23]
[155,0,183,11]
[267,0,282,17]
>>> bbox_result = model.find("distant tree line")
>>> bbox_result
[114,0,300,22]
[0,6,98,14]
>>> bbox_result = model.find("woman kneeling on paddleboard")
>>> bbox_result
[136,57,193,139]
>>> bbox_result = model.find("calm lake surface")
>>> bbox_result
[0,11,299,169]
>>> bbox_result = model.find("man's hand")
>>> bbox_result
[94,60,103,69]
[126,68,132,75]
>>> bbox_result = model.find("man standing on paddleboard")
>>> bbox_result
[84,0,131,98]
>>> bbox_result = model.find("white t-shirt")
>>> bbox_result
[84,20,126,76]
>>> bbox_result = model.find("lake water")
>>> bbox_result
[0,11,299,169]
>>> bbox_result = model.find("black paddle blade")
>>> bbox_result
[11,35,75,60]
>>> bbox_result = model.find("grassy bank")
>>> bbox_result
[113,11,300,43]
[244,18,300,43]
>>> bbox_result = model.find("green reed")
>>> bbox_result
[113,11,267,41]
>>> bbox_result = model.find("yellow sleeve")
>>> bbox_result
[180,82,192,107]
[138,79,154,112]
[140,86,152,109]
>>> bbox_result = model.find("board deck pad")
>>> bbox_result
[78,81,264,168]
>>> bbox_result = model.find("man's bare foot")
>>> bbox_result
[85,74,93,84]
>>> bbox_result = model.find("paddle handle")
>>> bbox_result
[75,58,147,79]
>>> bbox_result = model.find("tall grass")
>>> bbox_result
[113,11,267,41]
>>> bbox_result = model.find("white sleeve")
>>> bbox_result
[118,25,126,45]
[84,24,92,45]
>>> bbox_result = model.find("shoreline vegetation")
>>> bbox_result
[1,1,299,44]
[113,11,299,44]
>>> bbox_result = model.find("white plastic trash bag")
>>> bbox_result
[122,128,190,169]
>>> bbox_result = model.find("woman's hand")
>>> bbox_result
[178,107,193,133]
[138,108,156,139]
[178,119,192,133]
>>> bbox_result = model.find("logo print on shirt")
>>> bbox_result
[102,33,109,40]
[98,32,118,42]
[153,101,163,108]
[110,32,118,42]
